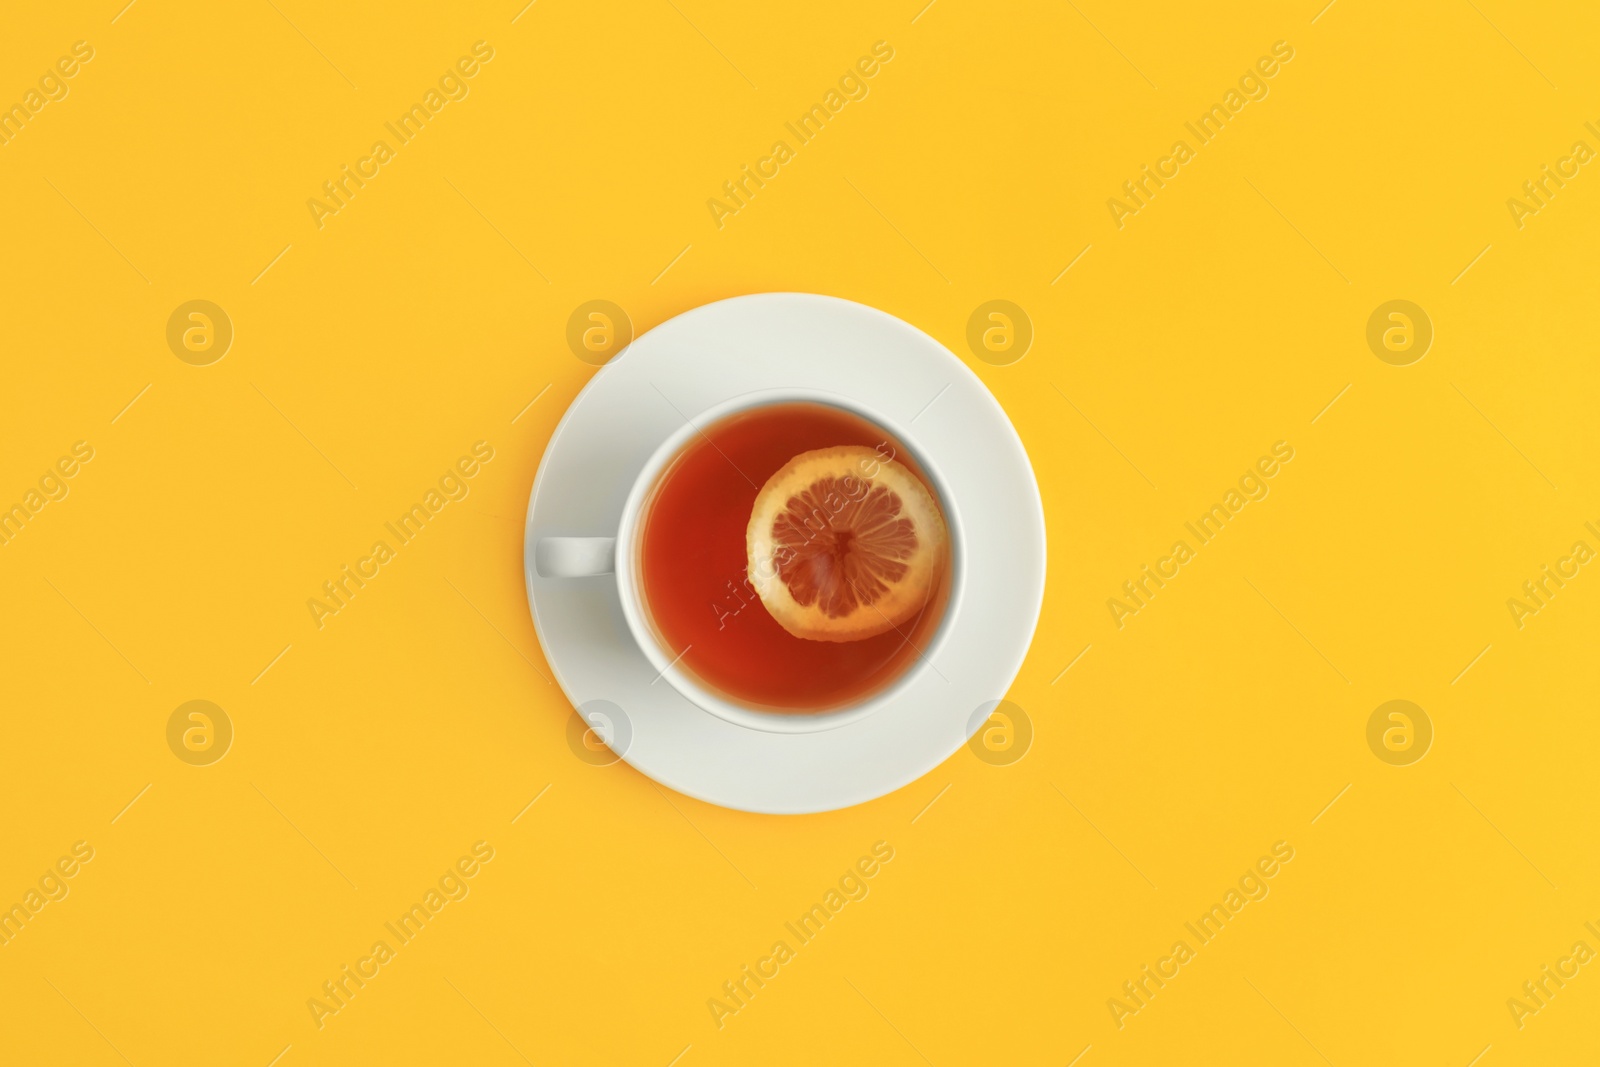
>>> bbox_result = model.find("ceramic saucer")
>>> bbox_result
[523,293,1045,814]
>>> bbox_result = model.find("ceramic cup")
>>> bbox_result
[533,388,964,734]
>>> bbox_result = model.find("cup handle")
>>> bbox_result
[535,537,616,577]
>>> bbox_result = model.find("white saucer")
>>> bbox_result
[523,293,1045,814]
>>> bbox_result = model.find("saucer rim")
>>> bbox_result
[523,291,1047,814]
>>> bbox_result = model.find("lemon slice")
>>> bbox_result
[746,445,948,642]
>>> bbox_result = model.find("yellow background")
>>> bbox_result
[2,1,1597,1063]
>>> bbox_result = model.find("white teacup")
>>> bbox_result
[534,388,964,734]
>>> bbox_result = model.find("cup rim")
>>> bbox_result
[613,387,966,735]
